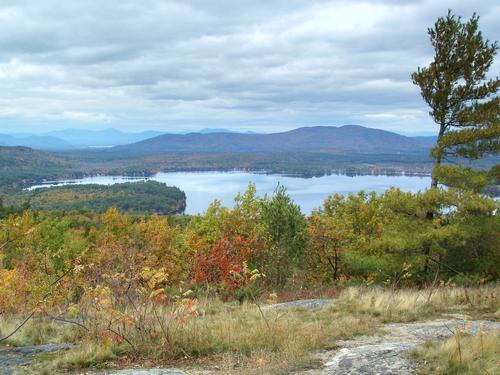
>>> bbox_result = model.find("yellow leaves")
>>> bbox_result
[0,269,30,313]
[231,262,264,286]
[149,288,165,299]
[90,285,113,308]
[140,266,169,290]
[245,262,264,281]
[249,272,262,281]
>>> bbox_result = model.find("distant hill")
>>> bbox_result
[0,133,73,150]
[112,125,435,156]
[0,146,80,193]
[46,128,164,148]
[3,128,165,149]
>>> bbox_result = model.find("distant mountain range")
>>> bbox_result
[198,128,257,134]
[0,133,74,150]
[1,129,164,150]
[0,128,260,150]
[112,125,437,156]
[1,125,437,153]
[46,128,165,148]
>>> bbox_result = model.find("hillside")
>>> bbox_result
[111,125,435,156]
[0,147,82,193]
[0,133,73,150]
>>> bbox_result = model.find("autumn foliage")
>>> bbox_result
[0,184,499,353]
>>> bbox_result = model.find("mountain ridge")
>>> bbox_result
[111,125,436,156]
[1,126,437,152]
[0,133,74,150]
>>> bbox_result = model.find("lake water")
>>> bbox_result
[28,171,431,214]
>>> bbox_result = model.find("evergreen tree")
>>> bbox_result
[412,11,499,190]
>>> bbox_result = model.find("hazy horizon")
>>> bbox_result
[1,124,438,137]
[1,0,498,134]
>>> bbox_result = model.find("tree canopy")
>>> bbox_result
[412,10,499,190]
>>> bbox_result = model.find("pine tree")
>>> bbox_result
[412,10,499,190]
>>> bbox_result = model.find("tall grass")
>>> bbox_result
[412,330,499,374]
[335,285,499,322]
[5,285,498,374]
[0,316,78,347]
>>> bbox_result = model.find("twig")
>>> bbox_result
[427,256,461,275]
[0,267,72,342]
[426,263,440,303]
[0,311,36,342]
[0,228,35,251]
[50,317,90,332]
[107,326,137,352]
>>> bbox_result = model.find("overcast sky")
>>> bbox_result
[0,0,498,135]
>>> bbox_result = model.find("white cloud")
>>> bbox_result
[0,0,498,133]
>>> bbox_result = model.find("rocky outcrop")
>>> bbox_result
[0,343,74,375]
[262,299,334,311]
[94,370,187,375]
[299,319,500,375]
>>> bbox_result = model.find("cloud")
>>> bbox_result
[0,0,498,133]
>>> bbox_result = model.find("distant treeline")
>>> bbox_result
[1,146,498,198]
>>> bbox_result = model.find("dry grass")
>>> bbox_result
[335,285,499,322]
[21,298,378,374]
[6,285,499,374]
[0,316,78,347]
[412,330,499,374]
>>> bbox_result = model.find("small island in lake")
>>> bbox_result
[11,181,186,214]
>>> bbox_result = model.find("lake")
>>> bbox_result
[28,171,431,214]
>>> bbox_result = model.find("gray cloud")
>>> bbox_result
[0,0,498,134]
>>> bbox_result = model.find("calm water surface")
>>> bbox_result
[29,171,431,214]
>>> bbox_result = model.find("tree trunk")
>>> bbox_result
[431,123,446,189]
[431,160,440,188]
[424,123,445,274]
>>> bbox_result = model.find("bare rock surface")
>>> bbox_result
[0,343,73,375]
[263,299,334,311]
[2,306,498,375]
[299,319,500,375]
[93,370,187,375]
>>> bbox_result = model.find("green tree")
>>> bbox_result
[260,184,307,287]
[412,11,499,190]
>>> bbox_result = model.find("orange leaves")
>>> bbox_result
[192,233,250,290]
[172,296,199,328]
[187,191,265,296]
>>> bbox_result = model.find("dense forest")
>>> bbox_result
[2,184,497,312]
[4,181,186,215]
